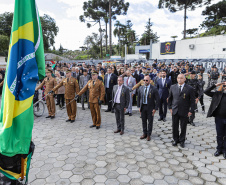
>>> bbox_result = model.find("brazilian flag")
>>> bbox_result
[0,0,45,182]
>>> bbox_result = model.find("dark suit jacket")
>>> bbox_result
[98,76,103,82]
[156,78,172,99]
[168,84,195,117]
[112,85,130,109]
[132,72,139,83]
[137,85,160,112]
[204,85,224,118]
[104,73,117,91]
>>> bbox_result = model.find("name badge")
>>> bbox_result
[184,93,186,99]
[149,93,151,98]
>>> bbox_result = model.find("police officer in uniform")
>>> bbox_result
[209,66,220,88]
[76,71,105,129]
[36,69,57,119]
[186,71,203,126]
[50,69,80,123]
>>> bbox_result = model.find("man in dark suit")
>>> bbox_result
[168,74,195,148]
[104,67,118,112]
[112,76,130,135]
[131,67,139,105]
[156,70,172,122]
[137,76,160,141]
[204,82,226,159]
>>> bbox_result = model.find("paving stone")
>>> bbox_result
[117,175,131,183]
[70,175,83,183]
[28,90,226,185]
[189,177,204,185]
[141,175,154,183]
[201,174,216,182]
[93,175,107,183]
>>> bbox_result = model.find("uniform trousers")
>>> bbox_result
[66,99,77,120]
[90,103,101,126]
[46,95,55,116]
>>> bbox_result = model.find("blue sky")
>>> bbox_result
[0,0,222,50]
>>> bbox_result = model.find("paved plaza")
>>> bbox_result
[29,80,226,185]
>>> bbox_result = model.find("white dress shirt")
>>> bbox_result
[114,85,122,103]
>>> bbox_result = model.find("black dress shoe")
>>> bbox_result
[158,118,162,121]
[180,142,185,148]
[129,113,132,116]
[90,125,96,128]
[105,110,110,112]
[111,110,115,113]
[125,112,129,115]
[172,141,179,146]
[96,126,100,129]
[66,119,71,122]
[163,118,166,122]
[223,152,226,159]
[82,107,85,110]
[56,103,59,105]
[191,122,195,126]
[214,150,223,157]
[46,116,51,118]
[71,120,75,123]
[114,130,121,133]
[51,116,55,119]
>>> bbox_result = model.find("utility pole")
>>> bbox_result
[109,0,112,56]
[125,44,127,64]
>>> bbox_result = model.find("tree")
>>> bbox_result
[84,32,101,58]
[59,44,64,55]
[139,18,159,45]
[182,28,198,37]
[40,14,59,51]
[0,12,13,38]
[80,0,129,57]
[113,20,126,55]
[200,0,226,36]
[0,35,9,56]
[158,0,211,39]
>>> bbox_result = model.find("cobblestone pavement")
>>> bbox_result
[29,78,226,185]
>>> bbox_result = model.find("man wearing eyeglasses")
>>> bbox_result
[137,76,160,141]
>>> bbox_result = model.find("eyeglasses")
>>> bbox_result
[144,80,149,82]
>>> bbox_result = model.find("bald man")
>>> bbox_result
[168,74,195,148]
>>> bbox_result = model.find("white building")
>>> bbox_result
[135,35,226,60]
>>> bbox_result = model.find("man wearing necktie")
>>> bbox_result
[156,70,172,122]
[104,67,117,112]
[124,70,136,116]
[112,76,130,135]
[50,69,80,123]
[36,69,57,119]
[168,74,195,148]
[137,76,160,141]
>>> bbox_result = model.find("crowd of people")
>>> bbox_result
[32,60,226,159]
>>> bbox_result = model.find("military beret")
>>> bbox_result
[142,67,146,69]
[92,70,98,75]
[191,71,196,74]
[147,68,151,70]
[66,69,71,73]
[45,69,52,73]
